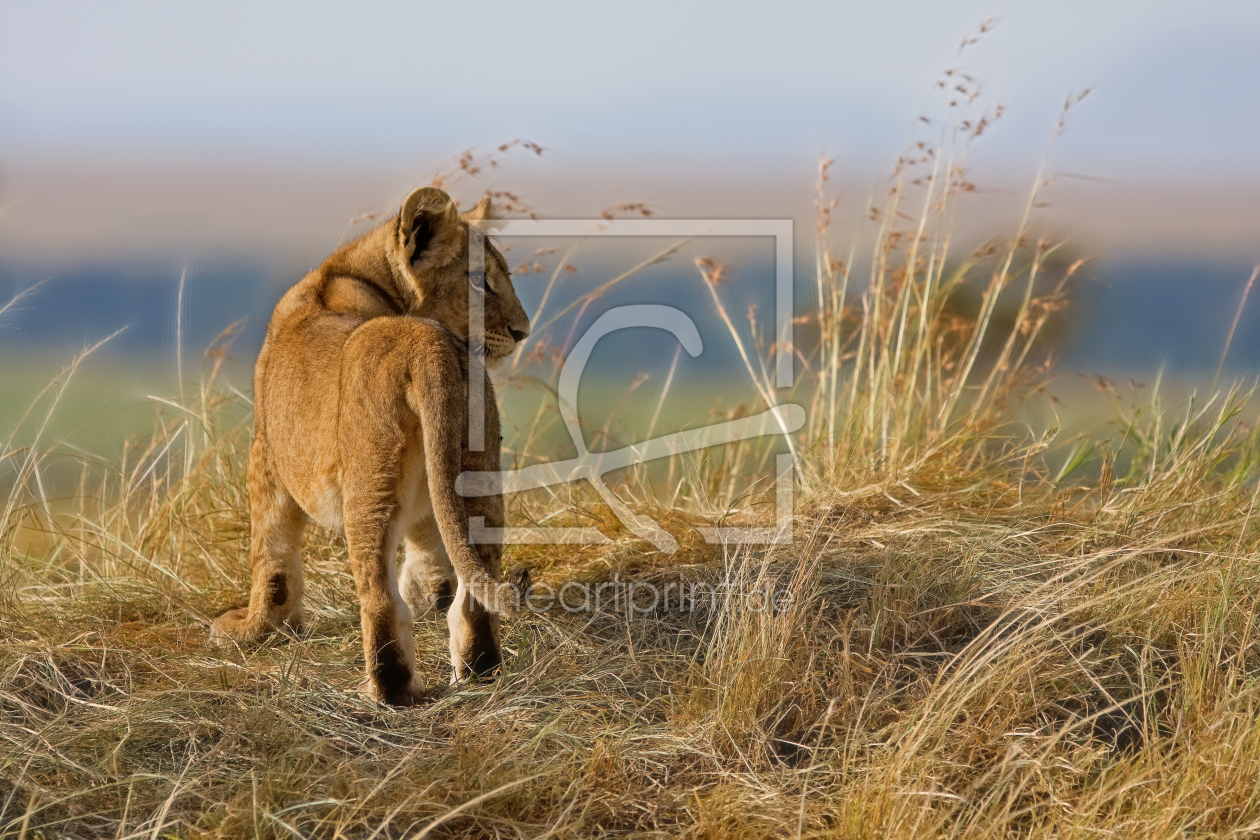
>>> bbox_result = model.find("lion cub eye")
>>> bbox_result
[469,270,498,296]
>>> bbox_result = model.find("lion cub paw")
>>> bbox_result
[208,607,254,648]
[209,608,302,648]
[359,676,435,708]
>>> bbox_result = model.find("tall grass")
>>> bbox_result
[5,46,1260,839]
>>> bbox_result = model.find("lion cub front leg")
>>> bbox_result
[210,439,307,647]
[399,519,457,616]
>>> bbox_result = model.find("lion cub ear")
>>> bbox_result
[461,194,495,224]
[398,186,462,270]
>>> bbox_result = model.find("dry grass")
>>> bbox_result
[6,49,1260,839]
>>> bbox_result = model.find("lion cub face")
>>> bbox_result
[390,187,530,365]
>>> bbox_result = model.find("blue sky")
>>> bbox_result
[3,0,1258,179]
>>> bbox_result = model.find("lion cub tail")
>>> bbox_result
[407,349,528,617]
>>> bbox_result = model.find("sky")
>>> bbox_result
[0,1,1257,261]
[2,1,1258,174]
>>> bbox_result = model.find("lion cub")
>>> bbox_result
[210,187,531,705]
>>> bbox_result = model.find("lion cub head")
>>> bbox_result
[387,186,530,364]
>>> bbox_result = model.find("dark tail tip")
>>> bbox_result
[505,567,532,606]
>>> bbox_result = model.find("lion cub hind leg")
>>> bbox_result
[210,440,307,648]
[337,360,434,705]
[400,518,457,616]
[341,476,431,707]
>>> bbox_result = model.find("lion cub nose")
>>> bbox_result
[508,326,529,342]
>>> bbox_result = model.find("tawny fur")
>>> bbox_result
[209,187,531,706]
